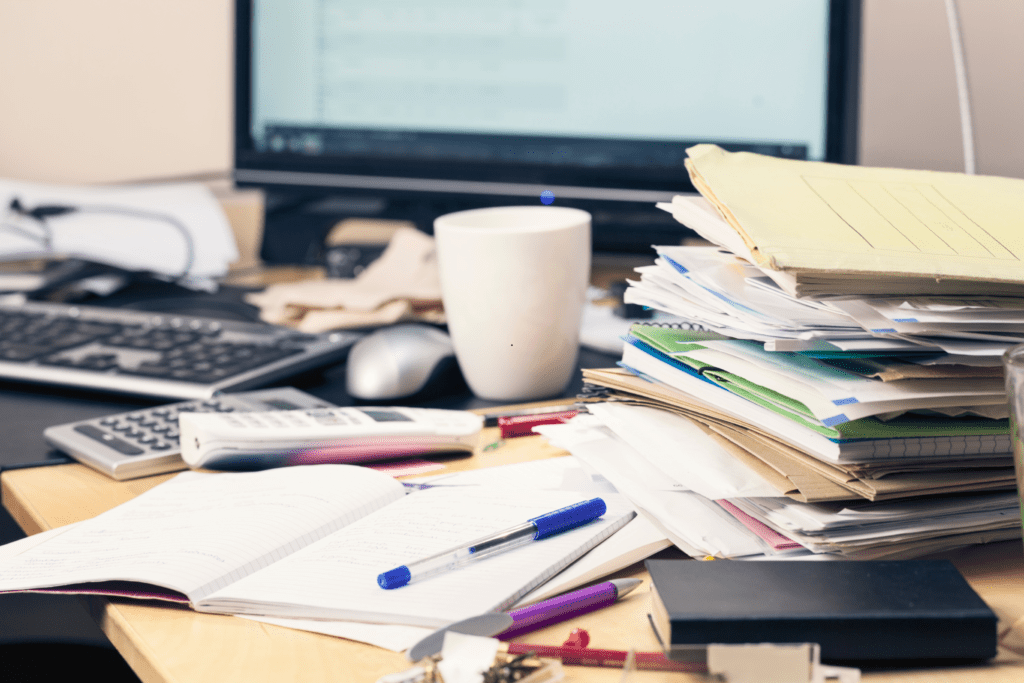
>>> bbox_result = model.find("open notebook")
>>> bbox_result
[0,465,633,628]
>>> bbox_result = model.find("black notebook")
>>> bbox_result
[646,559,997,662]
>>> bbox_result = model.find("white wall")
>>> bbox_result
[0,0,1021,184]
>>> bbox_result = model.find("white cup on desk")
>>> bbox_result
[434,205,591,402]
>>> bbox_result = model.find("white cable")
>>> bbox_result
[943,0,976,174]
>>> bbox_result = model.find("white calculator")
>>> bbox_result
[179,406,484,471]
[43,387,333,481]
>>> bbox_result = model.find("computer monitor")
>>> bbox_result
[235,0,860,256]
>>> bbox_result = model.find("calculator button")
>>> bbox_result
[138,435,158,445]
[138,419,160,428]
[150,442,172,451]
[73,425,145,456]
[99,417,119,426]
[124,428,145,439]
[126,414,147,422]
[110,422,132,432]
[165,429,180,439]
[151,424,172,434]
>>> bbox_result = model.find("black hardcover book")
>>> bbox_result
[646,559,997,662]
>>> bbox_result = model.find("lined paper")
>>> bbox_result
[0,466,404,600]
[200,487,634,627]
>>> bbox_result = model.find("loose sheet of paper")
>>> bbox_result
[537,417,768,559]
[0,178,237,280]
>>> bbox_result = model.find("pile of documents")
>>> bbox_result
[543,145,1024,560]
[0,178,238,290]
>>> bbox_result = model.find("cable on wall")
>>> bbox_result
[943,0,976,175]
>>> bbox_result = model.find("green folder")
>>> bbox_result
[626,325,1009,442]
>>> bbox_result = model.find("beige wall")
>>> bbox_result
[859,0,1024,177]
[0,0,232,184]
[0,0,1021,184]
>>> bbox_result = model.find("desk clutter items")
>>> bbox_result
[43,387,332,480]
[0,178,238,291]
[179,406,483,472]
[647,559,998,663]
[246,227,445,332]
[345,324,461,401]
[0,465,633,626]
[380,632,565,683]
[536,145,1024,561]
[0,300,360,399]
[405,579,642,661]
[433,206,591,402]
[679,143,1024,298]
[378,498,607,590]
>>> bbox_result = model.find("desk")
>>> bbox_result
[4,425,1024,683]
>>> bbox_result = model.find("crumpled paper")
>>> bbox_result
[246,227,445,332]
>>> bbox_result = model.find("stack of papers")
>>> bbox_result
[547,145,1024,560]
[680,144,1024,299]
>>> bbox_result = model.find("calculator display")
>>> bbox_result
[359,409,413,423]
[261,399,300,410]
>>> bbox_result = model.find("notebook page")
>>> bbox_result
[0,465,404,600]
[199,487,634,627]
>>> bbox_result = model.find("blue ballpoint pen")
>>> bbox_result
[377,497,607,589]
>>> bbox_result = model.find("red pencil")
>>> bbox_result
[503,643,705,672]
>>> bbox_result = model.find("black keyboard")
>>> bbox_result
[0,301,360,399]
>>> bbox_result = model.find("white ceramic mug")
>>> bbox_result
[434,206,591,402]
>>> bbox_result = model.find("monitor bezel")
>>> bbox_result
[233,0,860,205]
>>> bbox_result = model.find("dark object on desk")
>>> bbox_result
[607,280,654,320]
[0,644,141,683]
[0,454,73,474]
[0,300,360,400]
[346,323,464,402]
[323,243,387,279]
[646,559,998,663]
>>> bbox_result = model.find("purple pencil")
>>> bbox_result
[496,578,642,640]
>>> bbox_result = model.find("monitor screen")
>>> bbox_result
[235,0,859,254]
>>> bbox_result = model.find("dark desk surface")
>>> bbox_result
[0,283,617,469]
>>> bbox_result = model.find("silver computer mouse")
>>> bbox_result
[345,324,458,401]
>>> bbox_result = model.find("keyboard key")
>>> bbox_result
[0,302,358,399]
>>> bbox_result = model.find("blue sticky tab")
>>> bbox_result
[663,256,688,274]
[832,397,859,406]
[378,566,411,590]
[529,498,607,540]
